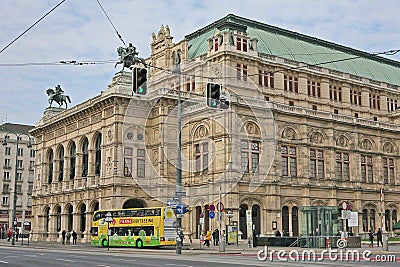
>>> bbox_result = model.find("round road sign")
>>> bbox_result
[209,204,215,211]
[209,211,215,219]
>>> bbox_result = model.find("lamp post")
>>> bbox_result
[2,132,32,246]
[105,212,113,251]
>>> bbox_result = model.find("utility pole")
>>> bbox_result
[173,60,182,255]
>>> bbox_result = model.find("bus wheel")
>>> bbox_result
[136,239,143,248]
[101,239,108,247]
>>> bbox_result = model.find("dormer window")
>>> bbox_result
[236,37,247,52]
[214,37,219,52]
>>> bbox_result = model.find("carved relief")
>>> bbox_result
[212,65,222,79]
[282,127,297,140]
[383,142,394,153]
[194,125,208,138]
[310,132,323,144]
[244,122,260,136]
[107,129,113,142]
[336,135,348,147]
[91,113,102,124]
[360,139,372,150]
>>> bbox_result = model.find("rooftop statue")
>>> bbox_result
[115,43,146,71]
[46,85,71,109]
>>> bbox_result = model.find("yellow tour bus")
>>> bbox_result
[91,207,176,248]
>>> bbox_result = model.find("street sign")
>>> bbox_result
[209,211,215,219]
[209,204,215,211]
[217,212,225,222]
[341,210,351,219]
[176,204,186,214]
[176,191,186,196]
[167,200,177,206]
[216,202,224,212]
[199,217,204,225]
[348,212,359,227]
[172,196,180,200]
[199,213,205,218]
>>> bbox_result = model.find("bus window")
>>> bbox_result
[90,227,98,236]
[155,208,161,216]
[145,209,155,216]
[136,210,144,217]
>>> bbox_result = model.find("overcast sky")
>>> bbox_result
[1,0,400,125]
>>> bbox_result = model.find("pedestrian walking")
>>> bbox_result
[368,229,374,248]
[7,227,12,242]
[205,230,211,247]
[66,230,71,245]
[178,231,184,246]
[61,229,66,245]
[72,230,77,245]
[376,228,383,247]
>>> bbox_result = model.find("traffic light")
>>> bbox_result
[206,82,230,109]
[132,67,147,95]
[206,83,221,108]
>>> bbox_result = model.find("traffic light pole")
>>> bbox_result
[173,63,182,255]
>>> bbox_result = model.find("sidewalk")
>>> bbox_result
[0,238,399,255]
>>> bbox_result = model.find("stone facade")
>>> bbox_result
[30,15,400,243]
[0,123,35,237]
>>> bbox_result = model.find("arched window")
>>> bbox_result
[48,149,54,184]
[362,209,368,232]
[392,210,398,229]
[385,209,390,231]
[195,206,202,238]
[252,204,260,234]
[58,146,64,182]
[67,205,73,231]
[370,209,375,231]
[95,134,102,175]
[45,207,50,233]
[56,206,62,232]
[282,206,289,235]
[82,138,89,177]
[239,204,248,239]
[122,198,145,209]
[80,204,86,236]
[70,142,76,180]
[292,206,299,236]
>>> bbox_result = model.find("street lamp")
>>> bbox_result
[2,132,32,246]
[105,212,113,251]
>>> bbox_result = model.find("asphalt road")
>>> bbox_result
[0,246,398,267]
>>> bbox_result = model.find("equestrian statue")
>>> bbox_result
[46,85,71,108]
[115,43,146,71]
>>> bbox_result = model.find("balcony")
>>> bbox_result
[3,165,11,169]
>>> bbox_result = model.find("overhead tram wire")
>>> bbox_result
[96,0,127,47]
[0,0,66,56]
[0,60,116,67]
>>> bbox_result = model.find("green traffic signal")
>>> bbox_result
[132,67,147,95]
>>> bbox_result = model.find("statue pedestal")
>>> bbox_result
[103,71,133,96]
[36,107,65,126]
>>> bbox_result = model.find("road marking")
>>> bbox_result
[165,264,193,267]
[55,258,75,263]
[0,260,8,264]
[97,265,110,267]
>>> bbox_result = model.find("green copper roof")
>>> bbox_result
[186,14,400,87]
